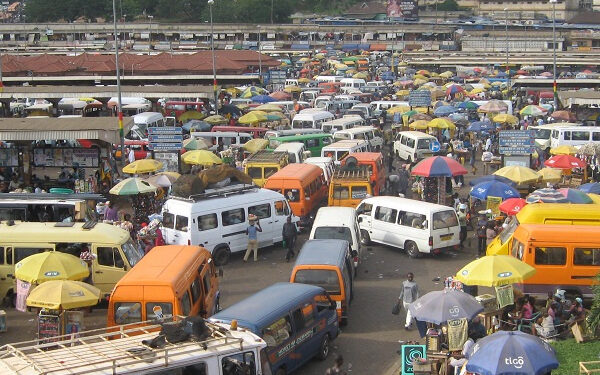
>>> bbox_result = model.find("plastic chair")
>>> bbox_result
[518,311,542,333]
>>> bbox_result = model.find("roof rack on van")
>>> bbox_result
[170,184,257,202]
[331,166,370,181]
[0,317,244,375]
[246,150,288,163]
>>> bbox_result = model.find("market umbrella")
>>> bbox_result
[408,289,483,325]
[526,188,568,204]
[466,120,495,133]
[240,86,267,98]
[238,111,268,125]
[466,331,559,375]
[251,95,275,104]
[181,150,223,166]
[558,188,594,204]
[428,118,455,130]
[411,156,468,177]
[499,197,527,215]
[122,159,163,174]
[455,255,536,287]
[479,99,508,113]
[402,109,420,118]
[494,166,540,184]
[433,105,457,117]
[409,120,429,130]
[15,252,89,284]
[182,119,211,132]
[537,167,563,183]
[269,91,291,100]
[220,104,242,117]
[145,174,178,188]
[156,171,181,180]
[578,182,600,194]
[204,115,228,125]
[469,175,515,187]
[544,154,586,169]
[109,177,157,195]
[456,101,479,110]
[550,110,576,122]
[411,113,432,121]
[445,84,465,96]
[470,181,520,201]
[520,104,548,117]
[243,138,269,153]
[578,142,600,156]
[284,85,302,93]
[492,113,518,126]
[177,110,205,123]
[26,280,101,310]
[254,104,283,112]
[549,145,578,155]
[183,137,210,151]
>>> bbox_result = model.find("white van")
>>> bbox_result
[270,100,310,113]
[274,142,311,164]
[333,126,383,151]
[129,112,176,140]
[394,131,438,163]
[229,98,252,106]
[356,196,460,258]
[305,156,335,183]
[309,206,362,270]
[292,110,335,129]
[265,128,324,139]
[340,78,366,94]
[530,123,581,151]
[315,75,344,83]
[190,131,253,151]
[370,101,409,117]
[321,116,365,134]
[321,139,370,163]
[162,185,299,265]
[285,78,299,87]
[122,103,152,116]
[550,126,600,149]
[299,90,320,106]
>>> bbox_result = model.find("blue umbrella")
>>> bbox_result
[433,105,457,116]
[466,120,495,133]
[250,95,275,104]
[456,101,480,110]
[181,120,211,132]
[578,182,600,194]
[558,188,594,204]
[469,175,515,187]
[466,331,559,375]
[470,181,520,200]
[408,289,483,325]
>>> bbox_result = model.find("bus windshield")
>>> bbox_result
[534,129,551,139]
[122,239,144,266]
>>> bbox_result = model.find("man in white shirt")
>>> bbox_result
[128,148,136,164]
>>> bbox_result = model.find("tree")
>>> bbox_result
[587,272,600,336]
[437,0,460,12]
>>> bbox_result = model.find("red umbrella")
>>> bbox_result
[269,91,291,100]
[544,154,586,169]
[411,156,468,177]
[499,198,527,215]
[550,110,576,122]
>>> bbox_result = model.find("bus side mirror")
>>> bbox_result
[351,250,358,258]
[358,217,363,223]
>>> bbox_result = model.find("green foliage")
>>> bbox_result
[437,0,460,12]
[551,339,600,374]
[588,272,600,335]
[25,0,109,22]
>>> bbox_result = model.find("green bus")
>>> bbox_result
[268,133,334,157]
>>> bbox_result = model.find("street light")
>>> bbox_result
[208,0,218,114]
[148,15,153,55]
[112,0,124,161]
[504,8,509,97]
[550,0,558,111]
[258,25,263,85]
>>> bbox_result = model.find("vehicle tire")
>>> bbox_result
[275,368,286,375]
[395,150,400,158]
[405,241,420,258]
[341,316,348,326]
[212,246,231,266]
[360,230,371,246]
[316,334,330,360]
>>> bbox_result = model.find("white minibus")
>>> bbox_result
[550,126,600,149]
[321,116,365,134]
[321,139,370,163]
[333,126,383,151]
[292,110,335,129]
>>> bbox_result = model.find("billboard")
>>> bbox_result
[387,0,419,19]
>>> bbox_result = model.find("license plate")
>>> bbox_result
[441,234,453,241]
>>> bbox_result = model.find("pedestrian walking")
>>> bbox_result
[282,216,298,262]
[243,214,262,262]
[457,204,468,249]
[398,164,410,196]
[398,272,419,330]
[325,355,346,375]
[476,214,488,257]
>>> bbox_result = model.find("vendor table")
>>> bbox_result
[478,308,503,334]
[483,160,502,175]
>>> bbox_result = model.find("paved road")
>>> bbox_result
[218,231,479,375]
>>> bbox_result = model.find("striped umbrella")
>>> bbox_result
[411,156,468,177]
[558,188,594,204]
[520,105,548,117]
[470,181,520,201]
[526,188,568,204]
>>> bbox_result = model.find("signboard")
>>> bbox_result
[429,140,441,153]
[408,90,431,107]
[154,151,180,173]
[148,127,183,135]
[387,0,419,19]
[32,148,99,168]
[269,70,287,84]
[149,134,183,143]
[149,127,183,151]
[401,344,427,375]
[0,148,19,167]
[38,313,63,343]
[149,143,184,151]
[486,196,502,215]
[499,130,535,155]
[504,155,531,168]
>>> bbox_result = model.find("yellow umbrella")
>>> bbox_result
[413,74,427,80]
[239,111,268,125]
[15,252,89,284]
[455,255,536,287]
[178,110,205,123]
[428,118,455,129]
[284,85,302,93]
[494,165,540,184]
[409,120,429,130]
[493,114,518,125]
[254,104,283,112]
[335,63,348,70]
[550,145,578,155]
[243,138,269,153]
[182,150,223,166]
[26,280,101,310]
[470,87,485,95]
[204,115,228,124]
[299,57,310,63]
[413,78,428,86]
[122,159,164,174]
[387,105,410,115]
[298,77,311,83]
[156,171,181,180]
[537,168,563,183]
[352,72,368,79]
[439,71,453,78]
[225,87,241,96]
[395,90,410,97]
